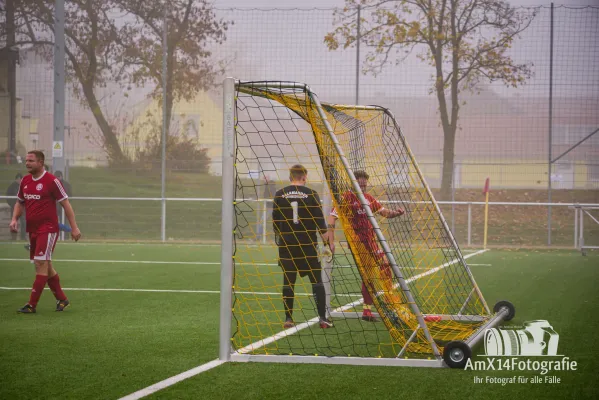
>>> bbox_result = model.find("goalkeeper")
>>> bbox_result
[272,165,333,329]
[327,170,404,322]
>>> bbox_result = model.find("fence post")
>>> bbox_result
[579,207,584,251]
[262,200,267,244]
[60,208,65,241]
[53,0,66,177]
[573,205,578,249]
[467,202,472,246]
[451,163,456,234]
[547,2,555,246]
[161,199,166,241]
[160,6,168,243]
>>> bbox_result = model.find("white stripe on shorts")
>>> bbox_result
[33,232,58,261]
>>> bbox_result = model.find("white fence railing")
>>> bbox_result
[577,206,599,255]
[1,196,597,248]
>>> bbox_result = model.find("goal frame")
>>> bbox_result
[219,77,511,368]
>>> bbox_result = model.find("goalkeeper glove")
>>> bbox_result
[320,245,333,263]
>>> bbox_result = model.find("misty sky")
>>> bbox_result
[207,0,598,102]
[215,0,599,8]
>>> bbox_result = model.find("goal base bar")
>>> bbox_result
[466,306,510,348]
[230,354,445,368]
[330,311,487,322]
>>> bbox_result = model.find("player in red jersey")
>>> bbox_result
[327,170,404,322]
[9,150,82,313]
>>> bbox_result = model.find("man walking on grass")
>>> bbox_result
[9,150,82,314]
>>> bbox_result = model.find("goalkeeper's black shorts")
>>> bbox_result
[278,243,321,278]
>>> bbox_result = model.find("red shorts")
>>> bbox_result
[29,232,59,261]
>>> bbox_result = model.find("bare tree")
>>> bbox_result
[10,0,229,165]
[12,0,128,163]
[326,0,535,199]
[114,0,230,150]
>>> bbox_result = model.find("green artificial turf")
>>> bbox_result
[0,244,597,399]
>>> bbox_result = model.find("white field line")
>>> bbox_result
[0,286,360,298]
[0,242,275,248]
[1,258,456,270]
[239,248,489,354]
[118,359,226,400]
[1,258,489,270]
[405,249,487,284]
[0,242,224,247]
[0,258,277,266]
[118,248,489,400]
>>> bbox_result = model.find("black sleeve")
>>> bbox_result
[311,191,327,234]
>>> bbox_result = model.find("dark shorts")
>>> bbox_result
[278,243,321,278]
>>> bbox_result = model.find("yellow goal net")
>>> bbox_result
[221,80,513,368]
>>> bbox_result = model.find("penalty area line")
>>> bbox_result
[0,286,360,298]
[0,258,277,267]
[118,248,489,400]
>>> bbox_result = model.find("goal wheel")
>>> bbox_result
[443,341,472,369]
[493,300,516,321]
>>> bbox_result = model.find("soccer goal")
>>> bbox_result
[219,78,515,368]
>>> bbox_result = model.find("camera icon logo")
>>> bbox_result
[484,320,559,356]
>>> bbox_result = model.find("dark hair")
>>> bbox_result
[15,173,22,180]
[27,150,45,163]
[353,170,369,180]
[289,164,308,181]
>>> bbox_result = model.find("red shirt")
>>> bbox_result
[17,171,68,233]
[331,191,383,246]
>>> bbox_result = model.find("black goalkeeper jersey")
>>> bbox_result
[272,185,327,246]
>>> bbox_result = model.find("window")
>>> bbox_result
[589,163,599,183]
[174,113,201,139]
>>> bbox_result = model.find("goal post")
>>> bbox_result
[220,78,514,368]
[219,77,236,362]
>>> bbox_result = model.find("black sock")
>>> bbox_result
[283,285,294,321]
[312,283,327,320]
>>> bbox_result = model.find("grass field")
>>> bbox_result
[1,243,598,400]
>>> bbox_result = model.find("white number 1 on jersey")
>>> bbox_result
[291,201,299,224]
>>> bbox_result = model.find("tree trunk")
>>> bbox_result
[81,82,126,164]
[434,77,455,200]
[439,3,460,201]
[440,124,457,200]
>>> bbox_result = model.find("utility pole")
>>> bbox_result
[7,0,17,157]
